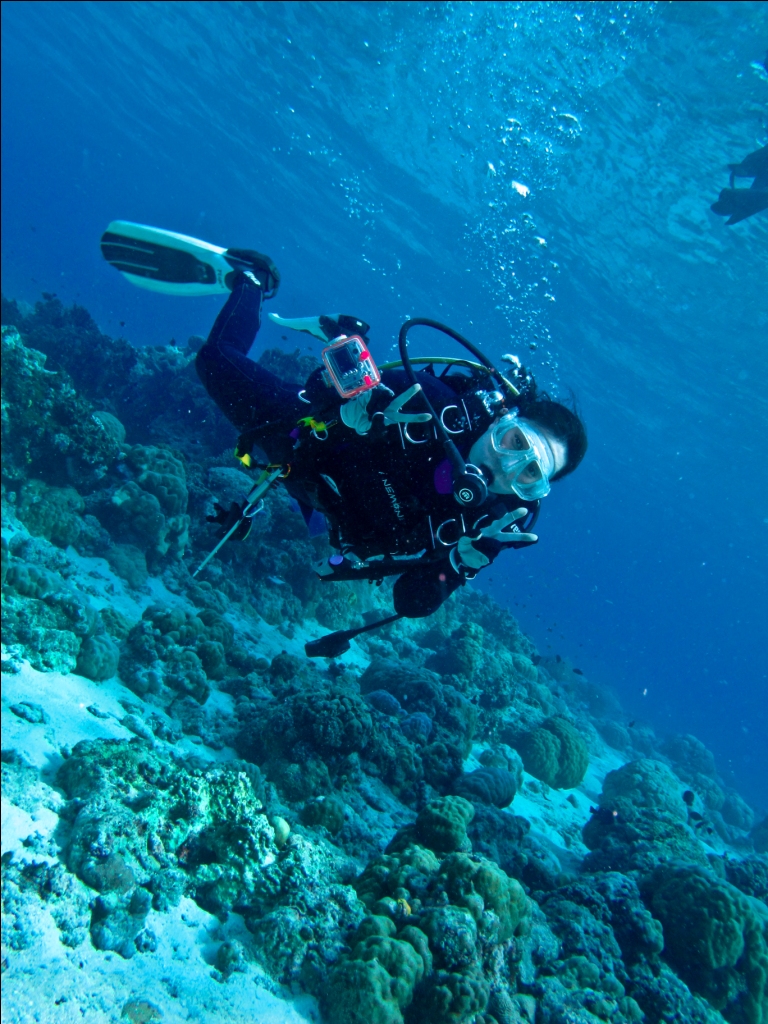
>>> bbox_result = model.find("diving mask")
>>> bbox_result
[486,414,556,500]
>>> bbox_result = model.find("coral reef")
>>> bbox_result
[2,296,763,1024]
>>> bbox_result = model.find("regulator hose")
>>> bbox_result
[398,318,501,508]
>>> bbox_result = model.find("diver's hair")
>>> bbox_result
[516,383,587,480]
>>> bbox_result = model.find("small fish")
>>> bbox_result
[628,720,636,728]
[589,806,618,824]
[556,654,562,663]
[119,321,125,327]
[573,668,584,676]
[689,811,703,822]
[682,789,695,806]
[267,575,286,586]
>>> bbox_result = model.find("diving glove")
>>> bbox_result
[450,508,538,571]
[340,383,433,436]
[206,502,252,542]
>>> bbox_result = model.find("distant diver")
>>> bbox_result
[101,221,587,655]
[710,143,768,225]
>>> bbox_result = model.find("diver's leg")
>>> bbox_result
[196,271,298,431]
[208,269,264,356]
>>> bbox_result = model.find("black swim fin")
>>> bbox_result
[727,144,768,188]
[711,187,768,225]
[100,221,280,298]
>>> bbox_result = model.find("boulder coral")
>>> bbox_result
[439,852,531,942]
[453,766,517,808]
[17,480,85,549]
[647,863,768,1024]
[599,758,689,822]
[426,621,485,678]
[75,633,120,682]
[517,716,589,789]
[386,796,475,856]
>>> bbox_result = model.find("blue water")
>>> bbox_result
[2,0,767,807]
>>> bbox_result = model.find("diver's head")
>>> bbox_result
[470,397,587,500]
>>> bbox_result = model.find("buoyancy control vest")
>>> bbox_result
[282,366,540,563]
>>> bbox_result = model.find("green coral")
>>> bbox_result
[351,934,425,1006]
[413,969,490,1024]
[600,758,689,822]
[104,543,148,588]
[409,796,475,855]
[76,633,119,681]
[420,905,480,972]
[4,563,59,600]
[321,911,429,1023]
[124,444,188,516]
[85,443,190,562]
[92,410,126,446]
[517,716,589,789]
[427,622,485,678]
[302,794,346,834]
[649,863,768,1024]
[439,853,531,942]
[321,958,404,1024]
[386,797,475,856]
[349,804,527,1024]
[98,605,135,642]
[355,844,440,908]
[196,639,227,680]
[104,479,190,560]
[17,479,85,548]
[117,603,238,702]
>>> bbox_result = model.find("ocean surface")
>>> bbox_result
[2,3,768,1022]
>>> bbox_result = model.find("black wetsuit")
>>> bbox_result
[196,273,539,617]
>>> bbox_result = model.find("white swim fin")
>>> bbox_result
[100,221,280,298]
[268,312,369,341]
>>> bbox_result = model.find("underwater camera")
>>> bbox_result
[321,334,381,399]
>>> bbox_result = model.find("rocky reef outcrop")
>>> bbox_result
[2,296,766,1024]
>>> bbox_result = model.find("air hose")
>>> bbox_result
[397,318,518,508]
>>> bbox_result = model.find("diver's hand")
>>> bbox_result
[341,382,433,436]
[206,502,252,541]
[451,508,538,570]
[340,386,393,434]
[340,383,428,435]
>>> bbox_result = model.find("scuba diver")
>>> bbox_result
[710,143,768,225]
[101,221,587,654]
